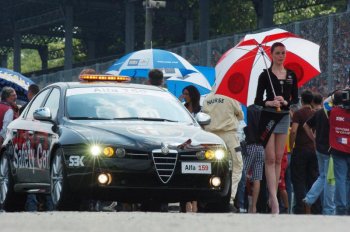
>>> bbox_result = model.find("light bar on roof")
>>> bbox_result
[79,74,131,82]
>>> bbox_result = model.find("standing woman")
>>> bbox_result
[254,42,299,214]
[179,85,201,212]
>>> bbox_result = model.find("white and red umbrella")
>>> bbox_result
[214,28,321,106]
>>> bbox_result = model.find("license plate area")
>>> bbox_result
[181,162,211,174]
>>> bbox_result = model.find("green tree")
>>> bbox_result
[273,0,347,24]
[7,49,41,73]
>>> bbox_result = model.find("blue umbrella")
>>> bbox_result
[193,65,216,86]
[0,68,35,101]
[106,49,199,78]
[166,72,212,98]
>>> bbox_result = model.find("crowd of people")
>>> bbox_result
[173,41,349,216]
[236,43,349,216]
[1,36,349,215]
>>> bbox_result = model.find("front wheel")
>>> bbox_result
[50,148,79,210]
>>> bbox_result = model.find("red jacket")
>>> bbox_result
[329,107,350,154]
[0,102,12,130]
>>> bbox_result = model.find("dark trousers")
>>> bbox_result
[291,148,319,214]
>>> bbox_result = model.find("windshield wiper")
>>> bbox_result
[113,117,178,122]
[69,117,112,120]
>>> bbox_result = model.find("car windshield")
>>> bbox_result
[66,86,195,123]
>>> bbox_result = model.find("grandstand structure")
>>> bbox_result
[0,0,349,94]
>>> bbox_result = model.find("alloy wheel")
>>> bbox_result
[51,152,63,205]
[0,155,9,204]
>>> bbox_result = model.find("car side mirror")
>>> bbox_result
[33,107,52,122]
[195,112,211,126]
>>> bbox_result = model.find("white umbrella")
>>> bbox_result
[166,72,212,98]
[214,28,321,106]
[106,49,199,78]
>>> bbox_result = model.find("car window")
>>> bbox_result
[26,88,51,119]
[66,87,194,123]
[44,88,60,119]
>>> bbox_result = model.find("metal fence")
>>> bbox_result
[32,11,350,95]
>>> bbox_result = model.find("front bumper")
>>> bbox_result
[65,158,231,202]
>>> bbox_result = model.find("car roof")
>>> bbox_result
[46,82,167,92]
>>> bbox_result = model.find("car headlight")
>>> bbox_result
[204,149,226,160]
[90,145,102,157]
[205,150,215,160]
[103,147,114,157]
[196,151,206,160]
[115,148,126,158]
[214,149,225,160]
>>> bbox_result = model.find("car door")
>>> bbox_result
[11,88,51,183]
[36,87,61,181]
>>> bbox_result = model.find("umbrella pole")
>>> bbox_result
[260,47,281,112]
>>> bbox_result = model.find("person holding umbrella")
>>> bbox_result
[254,42,299,214]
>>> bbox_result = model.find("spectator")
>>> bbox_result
[79,68,97,77]
[202,92,244,210]
[326,90,350,215]
[148,69,164,87]
[240,104,265,213]
[179,85,201,116]
[302,92,335,215]
[290,90,319,214]
[179,85,201,213]
[311,92,323,110]
[19,84,40,115]
[0,87,18,146]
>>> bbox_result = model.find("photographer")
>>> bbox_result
[326,89,350,215]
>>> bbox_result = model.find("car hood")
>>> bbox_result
[63,120,225,150]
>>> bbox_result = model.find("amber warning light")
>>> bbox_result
[79,74,131,82]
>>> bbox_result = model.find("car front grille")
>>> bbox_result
[152,149,178,184]
[125,152,149,160]
[179,151,198,161]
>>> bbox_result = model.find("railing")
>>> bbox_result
[31,11,350,96]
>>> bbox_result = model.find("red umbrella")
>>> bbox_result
[214,28,321,106]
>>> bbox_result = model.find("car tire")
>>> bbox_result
[50,148,79,210]
[0,152,25,212]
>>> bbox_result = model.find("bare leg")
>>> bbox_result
[273,133,288,213]
[185,202,192,212]
[192,201,198,213]
[279,189,289,212]
[248,180,260,213]
[264,134,279,213]
[274,134,287,191]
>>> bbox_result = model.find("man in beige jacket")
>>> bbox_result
[202,92,244,206]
